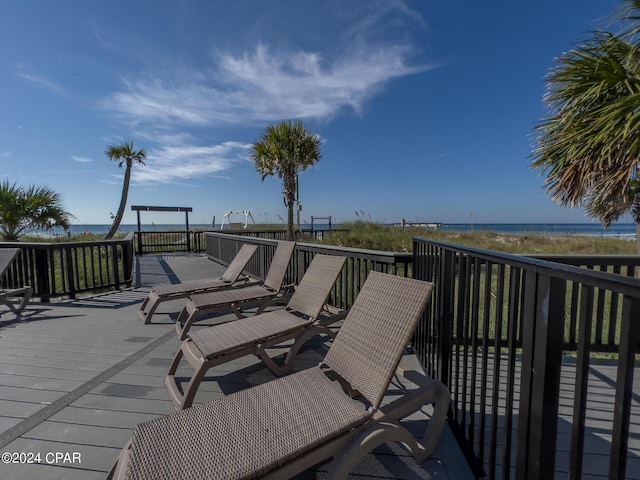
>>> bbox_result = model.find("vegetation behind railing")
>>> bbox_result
[204,232,411,310]
[412,238,640,480]
[0,233,134,301]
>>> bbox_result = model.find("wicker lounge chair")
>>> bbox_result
[107,271,450,480]
[166,253,347,409]
[173,241,297,340]
[139,243,266,324]
[0,249,32,318]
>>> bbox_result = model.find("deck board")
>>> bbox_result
[0,253,472,479]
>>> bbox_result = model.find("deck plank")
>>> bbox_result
[0,253,472,480]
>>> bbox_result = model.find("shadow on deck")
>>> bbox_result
[0,254,472,480]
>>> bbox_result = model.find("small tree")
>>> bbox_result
[251,120,322,241]
[104,141,146,239]
[0,180,73,241]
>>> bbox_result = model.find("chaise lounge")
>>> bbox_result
[138,243,260,324]
[0,248,32,318]
[108,271,450,480]
[173,240,297,340]
[166,253,347,409]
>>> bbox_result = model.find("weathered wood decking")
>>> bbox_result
[0,254,472,480]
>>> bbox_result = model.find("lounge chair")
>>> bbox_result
[173,240,297,340]
[0,248,32,318]
[139,243,264,324]
[107,271,450,480]
[166,253,347,409]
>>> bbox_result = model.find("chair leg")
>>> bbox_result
[106,438,132,480]
[175,303,201,340]
[257,325,337,377]
[329,422,424,478]
[138,292,160,323]
[165,340,210,410]
[4,287,32,316]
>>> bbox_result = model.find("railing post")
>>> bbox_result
[136,232,143,255]
[609,295,640,479]
[437,248,454,386]
[517,273,566,479]
[63,246,76,300]
[34,249,51,302]
[111,243,121,290]
[123,237,134,287]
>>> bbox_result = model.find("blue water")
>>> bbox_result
[438,223,637,238]
[46,222,637,238]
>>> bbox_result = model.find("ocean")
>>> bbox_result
[52,222,638,239]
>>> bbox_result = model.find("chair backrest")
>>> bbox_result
[323,271,435,410]
[220,244,259,283]
[286,254,346,319]
[263,241,296,291]
[0,248,19,278]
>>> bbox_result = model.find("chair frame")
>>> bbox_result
[0,248,33,318]
[166,254,347,409]
[108,272,450,480]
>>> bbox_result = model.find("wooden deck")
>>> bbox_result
[0,254,473,480]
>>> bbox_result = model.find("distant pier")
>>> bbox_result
[393,220,441,229]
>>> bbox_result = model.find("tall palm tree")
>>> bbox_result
[251,120,322,241]
[0,180,73,241]
[104,141,146,239]
[532,0,640,253]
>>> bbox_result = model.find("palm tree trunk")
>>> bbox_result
[287,202,294,241]
[104,164,132,239]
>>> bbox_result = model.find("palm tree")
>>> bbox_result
[0,180,73,241]
[104,141,147,239]
[251,120,322,241]
[532,0,640,253]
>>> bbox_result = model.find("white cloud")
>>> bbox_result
[103,44,430,127]
[0,152,11,158]
[95,2,432,185]
[131,141,252,185]
[70,155,93,163]
[13,70,63,94]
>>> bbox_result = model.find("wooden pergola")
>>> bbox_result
[130,206,194,254]
[130,205,193,232]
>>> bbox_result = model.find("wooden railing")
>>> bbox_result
[0,233,134,301]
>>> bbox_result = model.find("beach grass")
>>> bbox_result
[317,221,637,255]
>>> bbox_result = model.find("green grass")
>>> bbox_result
[317,221,637,255]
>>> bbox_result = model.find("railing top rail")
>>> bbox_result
[204,232,279,247]
[0,238,131,248]
[527,253,640,265]
[294,242,412,261]
[415,238,640,297]
[206,232,412,262]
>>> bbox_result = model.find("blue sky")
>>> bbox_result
[1,0,626,226]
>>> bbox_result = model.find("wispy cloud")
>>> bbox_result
[131,141,252,185]
[13,69,64,94]
[96,2,431,186]
[70,155,93,163]
[103,43,431,127]
[0,152,11,158]
[100,2,432,128]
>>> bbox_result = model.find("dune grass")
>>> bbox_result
[318,221,637,255]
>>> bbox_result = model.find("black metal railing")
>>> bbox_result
[0,233,134,301]
[204,232,412,310]
[412,238,640,479]
[133,228,341,254]
[220,228,346,242]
